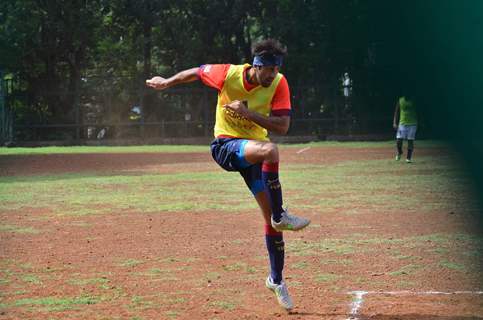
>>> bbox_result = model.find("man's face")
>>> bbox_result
[255,66,279,87]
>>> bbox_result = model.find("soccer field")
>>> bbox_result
[0,142,481,320]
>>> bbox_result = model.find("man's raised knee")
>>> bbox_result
[263,143,279,162]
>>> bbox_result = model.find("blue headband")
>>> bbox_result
[253,54,283,67]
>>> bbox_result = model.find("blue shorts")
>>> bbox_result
[210,138,252,172]
[210,138,265,195]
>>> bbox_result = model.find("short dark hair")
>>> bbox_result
[252,39,287,57]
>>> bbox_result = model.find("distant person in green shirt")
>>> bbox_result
[393,95,417,163]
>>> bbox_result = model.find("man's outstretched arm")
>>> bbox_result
[146,67,200,90]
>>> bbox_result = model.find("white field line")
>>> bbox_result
[296,146,311,154]
[347,291,368,320]
[346,290,483,320]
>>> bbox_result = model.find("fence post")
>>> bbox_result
[0,69,4,144]
[161,119,165,138]
[334,86,339,134]
[0,70,11,144]
[74,78,81,141]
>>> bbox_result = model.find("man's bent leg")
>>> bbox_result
[243,141,284,222]
[240,167,285,285]
[243,140,310,232]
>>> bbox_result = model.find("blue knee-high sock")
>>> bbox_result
[265,225,284,284]
[262,162,284,222]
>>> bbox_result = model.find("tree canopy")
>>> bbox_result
[1,0,481,138]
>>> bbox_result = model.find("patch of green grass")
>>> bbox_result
[13,290,28,295]
[14,294,99,311]
[314,273,340,282]
[118,259,144,268]
[205,272,221,281]
[0,225,39,234]
[165,297,187,305]
[0,145,209,155]
[432,248,449,255]
[319,258,353,265]
[145,268,163,275]
[129,295,156,310]
[1,144,477,221]
[389,264,424,276]
[282,140,449,149]
[67,277,109,286]
[291,261,309,269]
[20,263,33,269]
[287,238,355,256]
[282,155,478,214]
[5,141,443,156]
[208,300,236,311]
[231,239,249,245]
[133,268,180,281]
[0,171,257,215]
[21,274,42,285]
[393,255,420,261]
[439,260,466,271]
[166,310,180,319]
[222,262,256,273]
[355,276,368,284]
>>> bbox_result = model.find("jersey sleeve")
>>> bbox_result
[271,76,291,116]
[198,64,231,91]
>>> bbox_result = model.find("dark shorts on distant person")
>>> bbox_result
[396,124,417,140]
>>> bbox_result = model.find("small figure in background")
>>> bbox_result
[393,95,418,163]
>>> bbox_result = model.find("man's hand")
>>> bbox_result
[393,123,398,130]
[223,100,248,117]
[146,76,169,90]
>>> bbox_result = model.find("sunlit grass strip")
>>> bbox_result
[13,295,99,311]
[281,140,449,149]
[0,145,209,155]
[0,148,476,217]
[0,171,256,215]
[287,233,483,257]
[0,140,449,155]
[0,225,39,234]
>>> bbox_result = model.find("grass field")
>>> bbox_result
[0,142,482,320]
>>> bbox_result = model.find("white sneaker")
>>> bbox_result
[265,276,293,310]
[271,209,310,232]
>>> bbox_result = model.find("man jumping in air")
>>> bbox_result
[146,39,310,311]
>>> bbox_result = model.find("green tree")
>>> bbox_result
[1,0,103,130]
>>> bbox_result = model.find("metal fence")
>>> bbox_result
[1,77,396,144]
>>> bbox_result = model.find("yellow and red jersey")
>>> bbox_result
[198,64,291,141]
